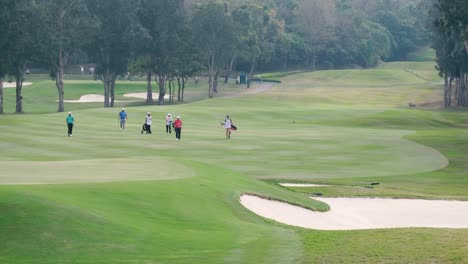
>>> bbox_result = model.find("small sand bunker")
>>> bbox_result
[3,82,32,88]
[124,93,169,100]
[240,195,468,230]
[280,183,331,187]
[63,94,122,103]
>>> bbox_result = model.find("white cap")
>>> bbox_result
[177,116,180,119]
[68,112,71,114]
[122,108,125,111]
[168,113,171,116]
[147,112,151,114]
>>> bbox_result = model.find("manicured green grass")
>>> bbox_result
[1,57,467,263]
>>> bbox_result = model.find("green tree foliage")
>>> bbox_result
[0,0,436,105]
[85,0,136,108]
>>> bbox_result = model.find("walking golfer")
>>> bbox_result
[165,113,173,134]
[143,112,152,134]
[174,116,182,141]
[66,112,75,137]
[119,108,128,131]
[222,115,233,139]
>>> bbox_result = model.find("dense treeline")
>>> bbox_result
[430,0,468,108]
[0,0,430,113]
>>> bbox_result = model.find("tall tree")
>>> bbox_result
[192,0,236,98]
[432,0,468,107]
[235,4,280,87]
[137,0,186,105]
[85,0,135,108]
[4,0,47,113]
[44,0,94,112]
[297,0,336,69]
[0,0,11,114]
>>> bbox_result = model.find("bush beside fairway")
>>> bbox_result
[1,61,467,263]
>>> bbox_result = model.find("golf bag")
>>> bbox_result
[141,123,147,134]
[231,124,237,131]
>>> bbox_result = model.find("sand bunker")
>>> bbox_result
[240,195,468,230]
[124,93,169,100]
[280,183,331,187]
[64,92,173,103]
[63,94,122,103]
[3,82,32,88]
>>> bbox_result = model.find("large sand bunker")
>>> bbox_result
[241,195,468,230]
[63,94,122,103]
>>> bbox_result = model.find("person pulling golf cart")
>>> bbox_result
[221,115,236,139]
[141,112,152,134]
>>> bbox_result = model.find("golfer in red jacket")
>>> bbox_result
[174,116,183,141]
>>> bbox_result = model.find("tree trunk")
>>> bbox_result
[146,70,153,103]
[465,40,468,55]
[168,78,173,104]
[247,56,256,88]
[457,71,467,107]
[213,71,219,93]
[103,79,110,108]
[157,74,166,105]
[0,79,3,114]
[56,47,65,112]
[224,61,229,84]
[110,77,116,107]
[462,73,467,107]
[208,52,215,98]
[208,73,213,98]
[15,66,24,113]
[448,77,453,108]
[224,57,235,84]
[443,74,449,108]
[177,77,181,102]
[181,77,186,102]
[100,73,112,108]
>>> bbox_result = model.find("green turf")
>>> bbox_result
[1,56,467,263]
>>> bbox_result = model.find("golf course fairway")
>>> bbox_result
[1,60,467,263]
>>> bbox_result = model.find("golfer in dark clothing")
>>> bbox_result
[66,112,75,137]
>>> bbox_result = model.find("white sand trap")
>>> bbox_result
[3,82,32,88]
[124,93,169,100]
[63,94,122,103]
[240,195,468,230]
[280,183,331,187]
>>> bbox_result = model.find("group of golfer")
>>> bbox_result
[66,109,235,140]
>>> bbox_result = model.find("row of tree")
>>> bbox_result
[0,0,430,113]
[431,0,468,108]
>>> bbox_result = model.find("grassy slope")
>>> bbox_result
[1,59,467,263]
